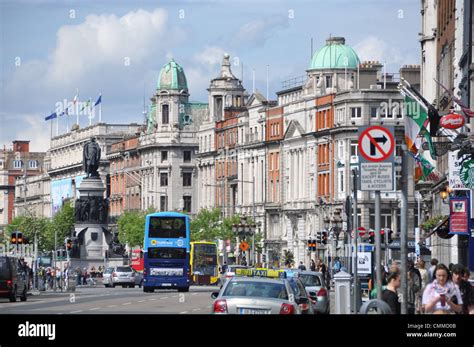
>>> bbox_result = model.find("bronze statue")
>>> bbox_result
[74,199,82,221]
[83,137,101,178]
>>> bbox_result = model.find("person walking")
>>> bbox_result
[382,271,401,314]
[407,260,421,314]
[452,264,473,314]
[422,264,463,314]
[310,259,316,272]
[428,258,439,283]
[298,261,306,271]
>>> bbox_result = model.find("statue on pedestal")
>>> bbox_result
[83,137,101,178]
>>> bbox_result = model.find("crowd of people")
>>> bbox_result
[377,258,474,314]
[36,265,105,290]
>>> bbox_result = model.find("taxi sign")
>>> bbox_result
[235,268,285,279]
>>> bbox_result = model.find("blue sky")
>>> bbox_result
[0,0,420,151]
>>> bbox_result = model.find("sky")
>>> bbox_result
[0,0,421,152]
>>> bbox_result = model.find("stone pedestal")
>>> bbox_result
[74,177,109,261]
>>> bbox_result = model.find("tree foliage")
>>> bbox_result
[117,208,156,248]
[190,208,240,243]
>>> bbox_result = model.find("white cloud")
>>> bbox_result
[233,17,289,47]
[354,36,411,67]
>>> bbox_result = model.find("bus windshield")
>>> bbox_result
[148,217,186,238]
[192,244,217,276]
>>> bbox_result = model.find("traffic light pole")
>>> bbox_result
[375,190,382,302]
[352,168,359,314]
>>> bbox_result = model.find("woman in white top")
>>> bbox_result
[422,264,463,314]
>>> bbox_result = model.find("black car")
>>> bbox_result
[0,256,28,302]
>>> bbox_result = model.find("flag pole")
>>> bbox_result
[89,96,92,126]
[56,113,59,136]
[76,88,79,125]
[99,93,102,123]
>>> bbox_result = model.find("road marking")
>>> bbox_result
[122,302,131,306]
[192,308,201,311]
[138,300,145,303]
[172,295,178,298]
[149,298,156,301]
[108,305,117,308]
[160,297,168,300]
[70,310,83,314]
[180,311,188,314]
[89,307,101,311]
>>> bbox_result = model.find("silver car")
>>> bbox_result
[297,271,330,314]
[211,276,311,314]
[103,266,135,288]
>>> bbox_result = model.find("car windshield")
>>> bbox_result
[116,267,132,273]
[227,266,246,272]
[0,257,11,280]
[299,274,322,287]
[223,281,288,300]
[105,268,114,274]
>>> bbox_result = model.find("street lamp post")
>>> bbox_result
[235,179,256,265]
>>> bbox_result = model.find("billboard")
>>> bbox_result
[51,178,73,215]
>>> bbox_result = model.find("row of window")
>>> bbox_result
[158,172,193,187]
[143,195,192,213]
[13,160,39,169]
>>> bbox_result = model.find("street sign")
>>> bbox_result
[449,151,468,189]
[357,252,372,274]
[239,242,249,252]
[422,141,452,156]
[358,126,395,192]
[449,197,470,235]
[360,162,394,191]
[358,126,395,163]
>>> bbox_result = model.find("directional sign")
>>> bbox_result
[239,242,249,252]
[358,126,395,163]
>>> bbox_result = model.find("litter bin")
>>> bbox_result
[67,274,77,292]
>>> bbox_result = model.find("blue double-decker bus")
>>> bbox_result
[143,212,191,293]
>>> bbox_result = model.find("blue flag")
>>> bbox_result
[94,95,102,106]
[44,112,57,121]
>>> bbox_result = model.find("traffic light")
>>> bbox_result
[316,231,322,244]
[369,229,375,243]
[322,231,328,245]
[387,229,393,244]
[10,231,23,244]
[307,239,312,251]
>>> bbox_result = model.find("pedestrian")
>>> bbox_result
[452,264,473,314]
[422,264,463,314]
[310,259,316,272]
[416,259,429,313]
[333,257,341,275]
[82,267,87,285]
[298,261,306,271]
[56,268,62,290]
[319,261,327,286]
[221,261,228,274]
[407,259,422,314]
[241,257,247,267]
[382,271,401,314]
[428,258,438,283]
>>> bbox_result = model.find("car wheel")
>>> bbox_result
[112,283,115,288]
[9,287,17,302]
[20,287,27,302]
[143,287,154,293]
[178,287,189,293]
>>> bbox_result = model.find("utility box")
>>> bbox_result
[334,271,351,314]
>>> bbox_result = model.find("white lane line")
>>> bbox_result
[138,300,145,303]
[191,293,198,296]
[192,308,201,311]
[122,302,131,306]
[89,307,101,311]
[160,297,168,300]
[108,305,118,308]
[70,310,83,314]
[180,311,188,314]
[149,298,156,301]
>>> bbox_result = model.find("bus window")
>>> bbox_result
[148,247,187,259]
[149,217,186,238]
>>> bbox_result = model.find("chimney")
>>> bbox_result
[12,140,30,153]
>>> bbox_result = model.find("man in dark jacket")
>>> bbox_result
[452,264,472,314]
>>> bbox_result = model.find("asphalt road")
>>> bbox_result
[0,285,217,314]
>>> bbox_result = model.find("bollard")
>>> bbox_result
[334,271,351,314]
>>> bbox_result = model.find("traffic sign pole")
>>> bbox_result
[352,168,360,314]
[400,145,409,314]
[375,191,382,303]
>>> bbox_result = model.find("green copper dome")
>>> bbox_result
[157,59,188,91]
[310,37,360,70]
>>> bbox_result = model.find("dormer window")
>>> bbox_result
[162,104,169,124]
[14,160,23,169]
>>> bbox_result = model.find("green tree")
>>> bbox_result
[190,208,240,243]
[6,215,51,252]
[42,200,75,252]
[117,207,156,248]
